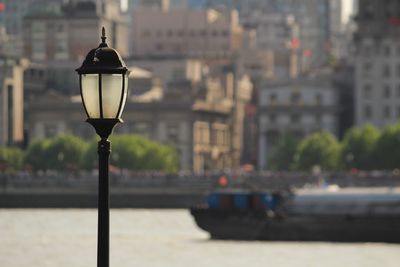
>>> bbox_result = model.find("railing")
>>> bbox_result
[1,171,400,193]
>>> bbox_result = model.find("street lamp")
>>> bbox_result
[76,27,128,267]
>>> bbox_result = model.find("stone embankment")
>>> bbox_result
[1,171,399,208]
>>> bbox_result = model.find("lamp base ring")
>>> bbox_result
[86,118,123,139]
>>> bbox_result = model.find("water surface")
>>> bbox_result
[1,209,400,267]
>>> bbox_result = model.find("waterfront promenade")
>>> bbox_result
[1,171,400,208]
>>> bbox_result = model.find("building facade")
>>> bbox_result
[0,56,28,146]
[125,56,203,88]
[22,0,128,95]
[1,0,63,55]
[130,7,242,58]
[258,75,339,170]
[28,63,252,172]
[239,0,341,71]
[354,0,400,128]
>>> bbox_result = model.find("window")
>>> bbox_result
[201,125,210,144]
[172,68,184,80]
[315,93,322,105]
[141,30,151,37]
[32,40,46,61]
[363,62,372,74]
[32,21,46,34]
[194,122,208,145]
[315,114,322,124]
[269,114,276,123]
[7,85,13,142]
[364,105,372,119]
[383,45,391,57]
[55,38,68,60]
[32,21,46,60]
[291,114,300,123]
[364,45,372,56]
[72,124,93,140]
[269,94,277,105]
[384,106,391,118]
[383,64,391,78]
[57,24,64,33]
[44,124,57,138]
[364,84,372,98]
[384,85,391,98]
[290,92,301,104]
[166,124,179,143]
[134,122,149,138]
[155,43,163,51]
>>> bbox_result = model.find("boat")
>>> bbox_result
[190,187,400,242]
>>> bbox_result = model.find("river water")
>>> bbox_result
[1,209,400,267]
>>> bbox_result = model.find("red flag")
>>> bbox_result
[0,3,5,12]
[389,17,400,26]
[291,38,300,49]
[303,49,312,57]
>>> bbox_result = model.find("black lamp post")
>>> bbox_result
[76,27,129,267]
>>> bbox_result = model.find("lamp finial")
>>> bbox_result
[101,27,106,44]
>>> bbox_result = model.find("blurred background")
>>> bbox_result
[0,0,358,174]
[1,1,400,267]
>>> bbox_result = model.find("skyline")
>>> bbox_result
[121,0,356,25]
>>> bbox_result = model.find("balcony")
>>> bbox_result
[192,99,233,114]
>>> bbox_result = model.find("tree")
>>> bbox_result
[83,134,179,172]
[139,142,179,173]
[25,134,87,171]
[24,139,51,171]
[268,133,299,171]
[294,131,340,171]
[341,124,380,170]
[81,138,98,170]
[0,146,23,171]
[45,134,88,170]
[373,123,400,170]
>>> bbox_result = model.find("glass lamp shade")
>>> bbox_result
[80,73,128,119]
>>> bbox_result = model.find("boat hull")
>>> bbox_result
[190,208,400,243]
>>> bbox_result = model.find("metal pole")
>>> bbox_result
[97,138,110,267]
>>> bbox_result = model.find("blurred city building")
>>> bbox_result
[0,56,29,146]
[125,56,203,87]
[22,62,48,144]
[332,62,355,138]
[0,0,356,171]
[354,0,400,128]
[28,63,252,172]
[240,13,300,80]
[258,73,339,170]
[155,0,348,70]
[22,0,128,95]
[130,6,242,58]
[0,0,63,56]
[248,0,342,70]
[125,0,188,11]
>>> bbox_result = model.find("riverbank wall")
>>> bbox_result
[0,190,207,208]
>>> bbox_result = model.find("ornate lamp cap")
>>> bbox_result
[76,27,128,75]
